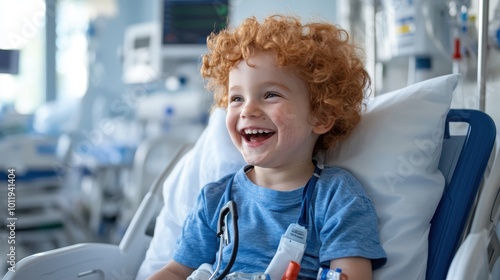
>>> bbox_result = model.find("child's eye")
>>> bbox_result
[230,95,243,102]
[265,91,280,99]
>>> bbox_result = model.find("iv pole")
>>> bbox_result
[477,0,489,112]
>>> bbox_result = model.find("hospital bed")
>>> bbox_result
[0,134,91,271]
[1,74,498,280]
[1,142,194,280]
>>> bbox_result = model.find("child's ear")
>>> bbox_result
[313,118,335,135]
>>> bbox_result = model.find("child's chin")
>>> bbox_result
[242,156,263,167]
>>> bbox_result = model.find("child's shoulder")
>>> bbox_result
[202,172,235,191]
[197,172,237,213]
[318,165,367,195]
[320,165,358,180]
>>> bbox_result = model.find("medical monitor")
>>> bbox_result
[0,49,20,75]
[160,0,229,60]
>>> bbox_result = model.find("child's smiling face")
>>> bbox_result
[226,52,327,169]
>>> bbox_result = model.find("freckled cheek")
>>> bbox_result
[273,109,302,140]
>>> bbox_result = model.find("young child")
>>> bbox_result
[148,14,386,280]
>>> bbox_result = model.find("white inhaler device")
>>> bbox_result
[264,223,308,279]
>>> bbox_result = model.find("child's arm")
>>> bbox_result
[147,260,195,280]
[330,257,372,280]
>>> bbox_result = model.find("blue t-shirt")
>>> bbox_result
[173,165,387,279]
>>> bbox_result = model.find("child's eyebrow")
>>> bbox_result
[228,85,242,93]
[228,82,291,93]
[261,82,291,92]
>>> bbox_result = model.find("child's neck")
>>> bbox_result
[248,161,316,191]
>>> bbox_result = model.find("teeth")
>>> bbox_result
[244,129,271,134]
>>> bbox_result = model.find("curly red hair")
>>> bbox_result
[201,14,370,151]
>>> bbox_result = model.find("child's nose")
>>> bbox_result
[241,99,262,118]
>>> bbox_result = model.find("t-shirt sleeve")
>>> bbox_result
[318,170,387,270]
[172,185,220,269]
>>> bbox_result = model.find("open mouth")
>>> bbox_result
[241,128,275,142]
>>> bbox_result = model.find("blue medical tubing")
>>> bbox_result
[298,163,323,227]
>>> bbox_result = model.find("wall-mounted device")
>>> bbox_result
[122,22,161,84]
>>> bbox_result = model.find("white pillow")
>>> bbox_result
[136,74,459,280]
[136,109,246,280]
[322,73,459,280]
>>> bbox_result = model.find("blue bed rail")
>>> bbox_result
[428,109,496,279]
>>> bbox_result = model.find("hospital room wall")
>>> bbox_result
[228,0,337,26]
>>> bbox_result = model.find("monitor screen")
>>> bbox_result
[0,49,20,75]
[161,0,229,45]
